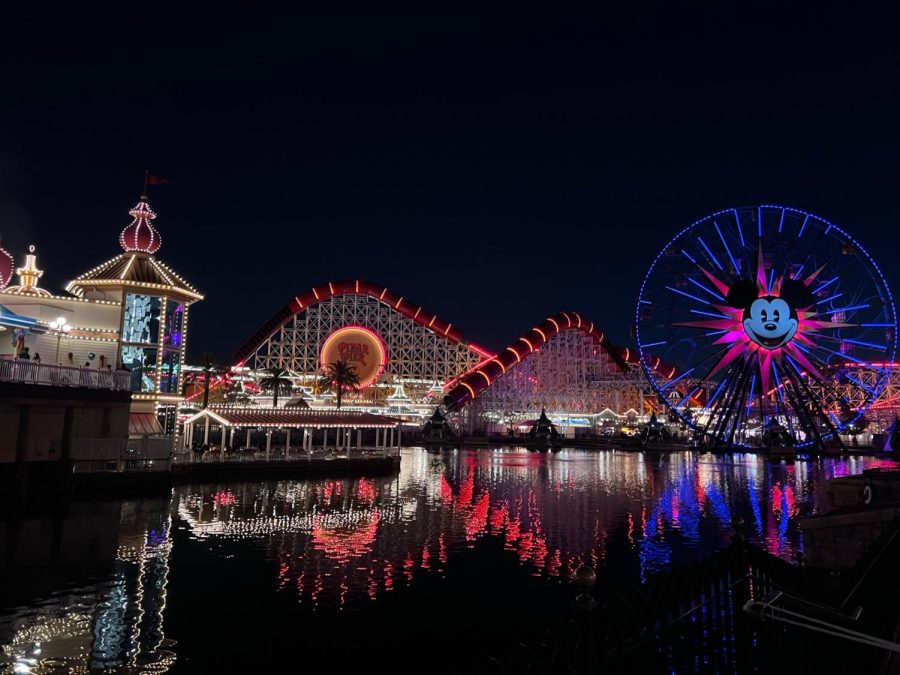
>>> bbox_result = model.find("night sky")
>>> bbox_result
[1,2,897,362]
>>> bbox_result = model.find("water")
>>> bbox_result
[0,448,895,673]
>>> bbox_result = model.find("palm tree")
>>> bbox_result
[259,366,293,407]
[318,360,361,409]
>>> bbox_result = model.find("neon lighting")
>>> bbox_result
[379,288,387,299]
[842,338,887,350]
[640,341,666,349]
[666,285,710,306]
[329,282,335,295]
[676,386,699,409]
[573,312,583,327]
[746,373,756,415]
[476,370,491,386]
[548,318,560,332]
[313,287,320,300]
[413,307,421,319]
[704,377,729,410]
[697,237,723,270]
[714,221,739,273]
[733,209,745,246]
[823,304,870,315]
[506,346,521,363]
[587,322,594,333]
[319,324,388,390]
[395,297,403,309]
[813,277,838,294]
[519,337,534,352]
[534,327,547,341]
[772,362,785,403]
[682,249,697,264]
[623,347,630,361]
[636,204,898,451]
[461,382,476,399]
[444,323,452,336]
[428,317,436,328]
[659,367,695,391]
[491,358,507,374]
[355,280,360,292]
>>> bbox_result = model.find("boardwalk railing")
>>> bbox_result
[172,446,400,465]
[481,533,899,675]
[0,359,131,391]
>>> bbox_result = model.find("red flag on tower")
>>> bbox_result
[147,173,172,185]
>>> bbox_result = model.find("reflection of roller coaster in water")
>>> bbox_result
[175,448,898,607]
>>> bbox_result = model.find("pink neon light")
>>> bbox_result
[320,324,388,390]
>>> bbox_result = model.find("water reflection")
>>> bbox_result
[0,499,174,673]
[0,448,896,672]
[176,448,897,604]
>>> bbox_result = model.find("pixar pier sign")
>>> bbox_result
[320,325,388,389]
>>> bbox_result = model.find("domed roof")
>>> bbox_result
[119,196,162,254]
[66,195,202,303]
[0,240,13,290]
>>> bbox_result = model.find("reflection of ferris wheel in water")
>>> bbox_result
[636,205,897,450]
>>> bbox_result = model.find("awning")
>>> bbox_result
[0,304,49,333]
[130,412,164,435]
[183,406,400,429]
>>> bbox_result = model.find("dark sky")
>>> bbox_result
[1,2,897,362]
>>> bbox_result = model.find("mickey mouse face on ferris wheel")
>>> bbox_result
[726,278,815,350]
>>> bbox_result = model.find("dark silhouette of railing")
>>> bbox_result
[476,530,900,675]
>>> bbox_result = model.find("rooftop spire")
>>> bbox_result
[119,195,162,254]
[4,245,51,297]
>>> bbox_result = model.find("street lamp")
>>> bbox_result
[49,317,72,364]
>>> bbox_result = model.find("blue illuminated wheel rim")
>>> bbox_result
[635,205,897,450]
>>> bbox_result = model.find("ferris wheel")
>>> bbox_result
[635,205,897,450]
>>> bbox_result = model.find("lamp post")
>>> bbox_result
[49,317,72,364]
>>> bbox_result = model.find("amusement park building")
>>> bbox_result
[234,275,900,439]
[0,194,202,437]
[232,281,661,434]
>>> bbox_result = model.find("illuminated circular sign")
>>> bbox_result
[320,325,388,390]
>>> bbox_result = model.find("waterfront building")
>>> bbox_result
[0,190,203,468]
